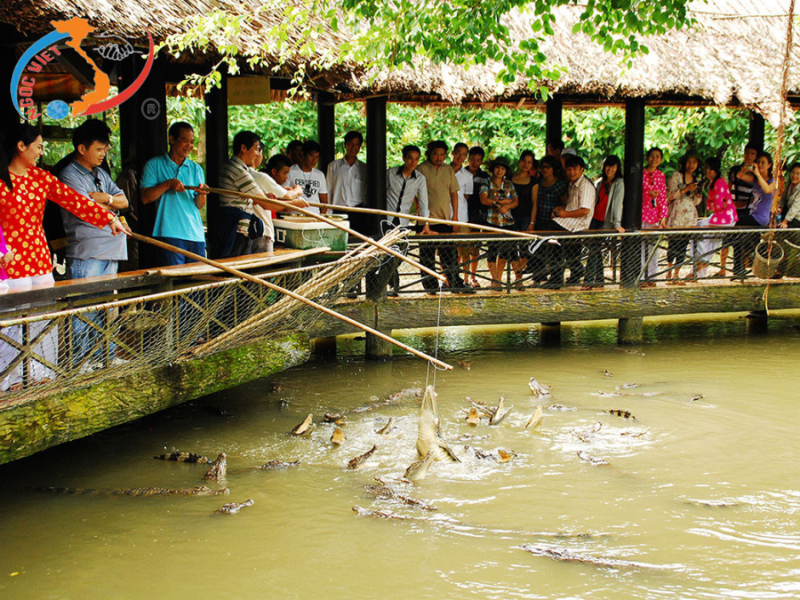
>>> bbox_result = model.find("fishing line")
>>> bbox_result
[425,280,446,389]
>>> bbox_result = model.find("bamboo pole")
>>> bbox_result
[128,231,453,370]
[299,200,542,239]
[198,185,542,240]
[194,187,446,282]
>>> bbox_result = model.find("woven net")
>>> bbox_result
[0,228,409,409]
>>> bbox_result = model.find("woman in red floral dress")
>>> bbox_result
[0,123,127,390]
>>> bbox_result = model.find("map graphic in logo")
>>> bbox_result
[10,17,154,121]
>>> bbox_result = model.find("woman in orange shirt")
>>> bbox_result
[0,123,127,390]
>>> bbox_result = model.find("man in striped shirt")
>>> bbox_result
[541,154,595,288]
[217,131,307,258]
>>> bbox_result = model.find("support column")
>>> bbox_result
[312,336,338,358]
[317,91,336,175]
[618,317,644,345]
[621,98,646,287]
[366,96,388,236]
[0,25,21,138]
[118,55,168,268]
[539,322,561,346]
[205,73,229,259]
[748,112,765,152]
[545,96,563,150]
[746,310,768,335]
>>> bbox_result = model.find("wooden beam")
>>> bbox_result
[118,54,167,269]
[205,71,229,258]
[305,282,800,338]
[622,98,646,287]
[749,112,766,151]
[317,91,336,174]
[366,96,388,235]
[546,96,563,148]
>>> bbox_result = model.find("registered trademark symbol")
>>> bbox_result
[141,98,161,120]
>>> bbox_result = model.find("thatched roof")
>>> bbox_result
[2,0,797,124]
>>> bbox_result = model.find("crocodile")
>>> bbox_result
[257,460,301,470]
[375,417,394,435]
[528,377,552,397]
[216,499,254,515]
[204,453,227,481]
[331,427,345,445]
[525,406,543,430]
[488,397,511,426]
[404,451,434,481]
[416,386,459,462]
[347,445,377,469]
[35,486,229,497]
[352,387,424,414]
[153,452,212,464]
[608,409,637,421]
[363,484,437,511]
[324,413,346,425]
[520,544,677,571]
[291,414,314,436]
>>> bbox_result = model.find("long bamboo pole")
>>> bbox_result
[193,187,446,283]
[299,200,542,239]
[198,185,542,240]
[128,231,453,371]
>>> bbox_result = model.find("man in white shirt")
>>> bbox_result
[288,140,328,215]
[541,154,595,288]
[250,153,305,252]
[451,142,475,283]
[326,131,368,231]
[386,144,431,230]
[385,145,431,295]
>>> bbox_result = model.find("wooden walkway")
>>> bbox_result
[308,278,800,340]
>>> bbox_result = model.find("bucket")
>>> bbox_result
[782,240,800,277]
[752,240,785,279]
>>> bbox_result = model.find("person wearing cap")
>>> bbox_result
[540,154,595,288]
[480,156,521,289]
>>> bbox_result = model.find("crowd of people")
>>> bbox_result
[1,117,800,386]
[1,119,799,311]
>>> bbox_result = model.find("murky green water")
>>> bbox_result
[1,313,799,599]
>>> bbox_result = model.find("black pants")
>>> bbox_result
[733,215,761,276]
[584,218,606,285]
[541,219,584,283]
[419,224,463,291]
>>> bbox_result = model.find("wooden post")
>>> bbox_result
[317,91,336,175]
[205,72,229,259]
[118,55,168,268]
[618,317,644,345]
[539,322,561,346]
[622,98,646,287]
[749,112,765,152]
[0,25,21,139]
[366,96,388,236]
[746,310,768,335]
[545,96,563,150]
[312,336,338,358]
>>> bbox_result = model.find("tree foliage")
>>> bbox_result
[159,0,701,95]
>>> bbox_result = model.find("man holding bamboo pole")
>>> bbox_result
[417,141,475,295]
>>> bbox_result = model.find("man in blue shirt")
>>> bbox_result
[141,121,210,266]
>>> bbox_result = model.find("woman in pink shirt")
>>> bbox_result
[641,147,668,287]
[704,156,737,277]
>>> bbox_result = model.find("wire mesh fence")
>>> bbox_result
[0,229,408,408]
[354,226,800,298]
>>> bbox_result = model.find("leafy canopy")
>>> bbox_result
[159,0,700,95]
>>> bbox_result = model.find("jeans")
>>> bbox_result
[67,258,119,366]
[157,238,206,266]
